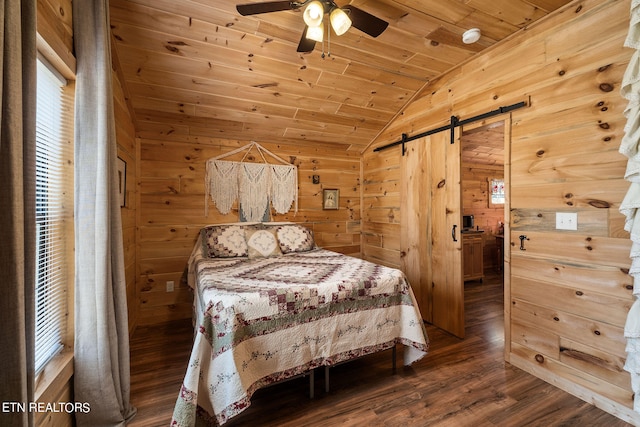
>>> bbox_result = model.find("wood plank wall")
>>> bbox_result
[135,136,361,326]
[114,68,139,334]
[362,0,638,423]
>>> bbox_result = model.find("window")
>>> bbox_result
[35,57,74,374]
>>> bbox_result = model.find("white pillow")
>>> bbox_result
[245,228,282,258]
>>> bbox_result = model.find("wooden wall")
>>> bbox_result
[135,136,361,326]
[362,0,637,423]
[113,66,139,334]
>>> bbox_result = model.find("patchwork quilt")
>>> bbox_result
[171,236,429,426]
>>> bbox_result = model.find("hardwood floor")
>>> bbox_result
[128,273,631,426]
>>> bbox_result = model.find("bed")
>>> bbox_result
[171,222,429,426]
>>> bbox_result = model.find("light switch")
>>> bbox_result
[556,212,578,230]
[166,281,175,292]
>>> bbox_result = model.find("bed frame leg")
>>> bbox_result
[309,370,314,399]
[325,366,330,393]
[392,345,397,374]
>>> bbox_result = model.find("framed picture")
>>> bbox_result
[488,178,505,208]
[323,188,339,210]
[117,157,126,207]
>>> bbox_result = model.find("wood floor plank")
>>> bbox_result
[128,273,631,426]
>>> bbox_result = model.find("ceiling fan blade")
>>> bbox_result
[343,5,388,38]
[297,26,316,53]
[236,1,296,16]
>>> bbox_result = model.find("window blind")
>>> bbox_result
[35,57,74,374]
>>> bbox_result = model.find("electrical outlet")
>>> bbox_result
[166,281,175,292]
[556,212,578,231]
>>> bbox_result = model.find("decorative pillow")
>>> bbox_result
[201,225,252,258]
[276,224,315,253]
[245,228,282,259]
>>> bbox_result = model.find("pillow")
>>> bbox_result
[245,228,282,258]
[201,224,252,258]
[276,224,315,253]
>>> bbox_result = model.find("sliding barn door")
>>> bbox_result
[401,136,431,322]
[430,130,464,338]
[401,129,464,338]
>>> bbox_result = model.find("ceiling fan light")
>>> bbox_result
[306,24,324,42]
[330,8,351,36]
[303,1,324,28]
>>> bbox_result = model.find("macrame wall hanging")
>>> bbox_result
[205,141,298,222]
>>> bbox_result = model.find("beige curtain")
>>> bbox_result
[0,1,37,426]
[621,0,640,414]
[73,1,136,425]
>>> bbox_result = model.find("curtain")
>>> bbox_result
[73,1,136,425]
[621,0,640,414]
[0,0,37,426]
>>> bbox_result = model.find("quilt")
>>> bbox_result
[171,234,429,426]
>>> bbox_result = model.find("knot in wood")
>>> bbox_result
[437,179,446,188]
[575,290,584,296]
[535,354,545,363]
[165,45,181,54]
[588,199,610,208]
[599,83,614,92]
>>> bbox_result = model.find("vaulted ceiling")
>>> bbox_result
[109,0,574,152]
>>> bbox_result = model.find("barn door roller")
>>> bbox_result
[373,101,526,154]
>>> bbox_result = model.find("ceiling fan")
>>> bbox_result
[236,0,389,53]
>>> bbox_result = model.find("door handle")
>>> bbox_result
[452,224,458,242]
[519,235,529,250]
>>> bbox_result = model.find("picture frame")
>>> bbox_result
[323,188,339,210]
[488,178,504,208]
[117,157,127,208]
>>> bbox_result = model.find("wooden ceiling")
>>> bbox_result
[109,0,573,153]
[461,122,504,166]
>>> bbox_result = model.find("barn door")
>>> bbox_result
[430,129,464,338]
[401,129,464,338]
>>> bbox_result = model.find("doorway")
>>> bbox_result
[460,119,507,331]
[399,115,511,340]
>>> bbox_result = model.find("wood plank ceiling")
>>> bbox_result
[109,0,574,153]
